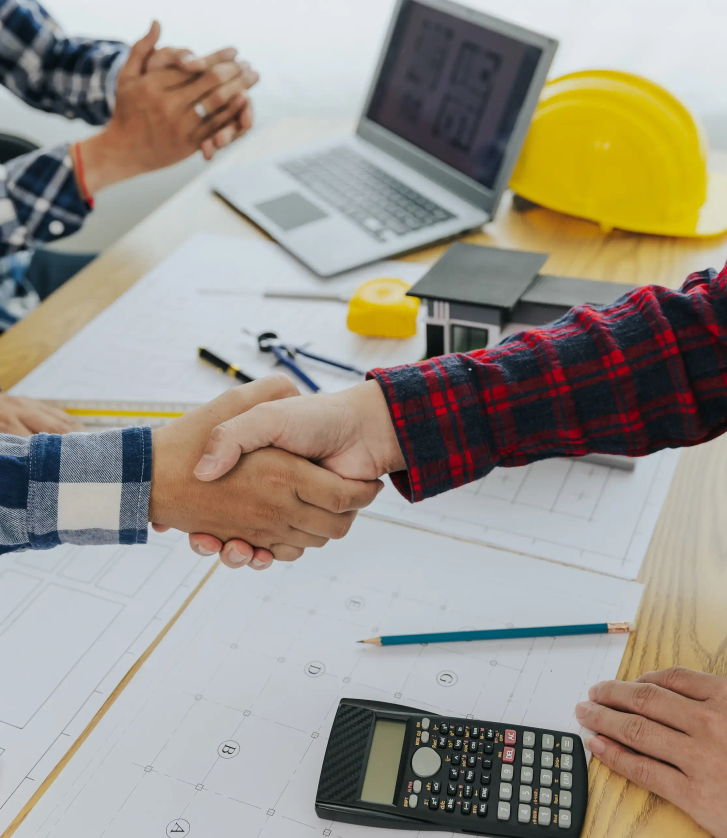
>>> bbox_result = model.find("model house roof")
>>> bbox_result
[519,274,636,308]
[407,243,548,311]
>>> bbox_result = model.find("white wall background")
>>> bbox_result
[3,0,726,252]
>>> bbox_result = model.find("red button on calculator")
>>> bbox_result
[503,747,515,763]
[504,729,516,745]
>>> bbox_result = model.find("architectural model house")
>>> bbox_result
[407,243,636,357]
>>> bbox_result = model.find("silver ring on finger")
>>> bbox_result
[194,102,207,119]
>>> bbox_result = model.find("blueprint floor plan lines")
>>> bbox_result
[16,517,643,838]
[369,447,681,580]
[0,531,215,833]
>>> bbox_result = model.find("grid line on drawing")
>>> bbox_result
[0,584,128,731]
[0,569,43,632]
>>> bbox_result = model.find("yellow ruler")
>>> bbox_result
[47,399,201,429]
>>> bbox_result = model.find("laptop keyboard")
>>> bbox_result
[279,146,455,242]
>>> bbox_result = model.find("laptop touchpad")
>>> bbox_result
[254,192,328,231]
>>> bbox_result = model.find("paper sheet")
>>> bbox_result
[15,517,643,838]
[14,233,679,581]
[13,234,429,404]
[369,448,681,580]
[1,234,663,834]
[0,531,215,834]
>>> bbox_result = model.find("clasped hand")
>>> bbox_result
[79,21,259,194]
[148,376,384,570]
[184,377,404,567]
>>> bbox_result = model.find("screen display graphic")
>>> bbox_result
[367,0,542,189]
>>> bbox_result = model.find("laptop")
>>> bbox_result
[213,0,558,276]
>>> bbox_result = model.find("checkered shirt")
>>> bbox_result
[0,426,151,553]
[370,263,727,502]
[0,0,128,259]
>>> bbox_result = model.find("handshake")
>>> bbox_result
[149,375,405,569]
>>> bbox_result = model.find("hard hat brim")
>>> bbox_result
[614,170,727,238]
[516,170,727,239]
[691,171,727,238]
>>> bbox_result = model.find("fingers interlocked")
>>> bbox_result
[141,31,259,160]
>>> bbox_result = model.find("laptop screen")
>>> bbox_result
[366,0,543,190]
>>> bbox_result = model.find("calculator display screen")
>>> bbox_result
[360,720,407,804]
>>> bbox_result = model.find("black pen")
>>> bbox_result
[198,347,255,384]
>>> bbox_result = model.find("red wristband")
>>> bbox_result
[73,141,94,209]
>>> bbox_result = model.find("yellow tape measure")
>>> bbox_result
[347,277,420,339]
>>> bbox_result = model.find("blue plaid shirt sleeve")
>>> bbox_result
[0,0,129,124]
[0,426,152,553]
[0,143,90,254]
[0,0,131,255]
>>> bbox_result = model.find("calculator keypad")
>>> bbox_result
[409,716,582,833]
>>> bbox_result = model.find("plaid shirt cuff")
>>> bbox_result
[26,427,152,549]
[368,356,496,502]
[1,143,90,254]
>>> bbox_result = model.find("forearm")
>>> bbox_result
[0,0,127,123]
[370,264,727,501]
[74,130,148,196]
[0,426,151,553]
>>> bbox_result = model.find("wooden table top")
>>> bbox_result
[3,117,727,838]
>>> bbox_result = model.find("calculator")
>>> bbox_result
[316,698,587,835]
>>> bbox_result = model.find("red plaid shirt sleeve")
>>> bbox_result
[368,263,727,502]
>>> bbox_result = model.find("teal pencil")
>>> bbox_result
[358,621,635,647]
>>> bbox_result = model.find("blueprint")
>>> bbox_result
[0,531,215,834]
[369,448,681,580]
[14,517,643,838]
[13,234,429,404]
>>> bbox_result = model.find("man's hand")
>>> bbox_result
[577,667,727,837]
[193,379,405,484]
[150,376,383,570]
[144,44,259,160]
[0,394,83,435]
[77,22,258,192]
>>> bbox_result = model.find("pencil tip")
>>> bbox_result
[356,640,365,643]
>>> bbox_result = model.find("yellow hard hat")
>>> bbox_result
[509,69,727,238]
